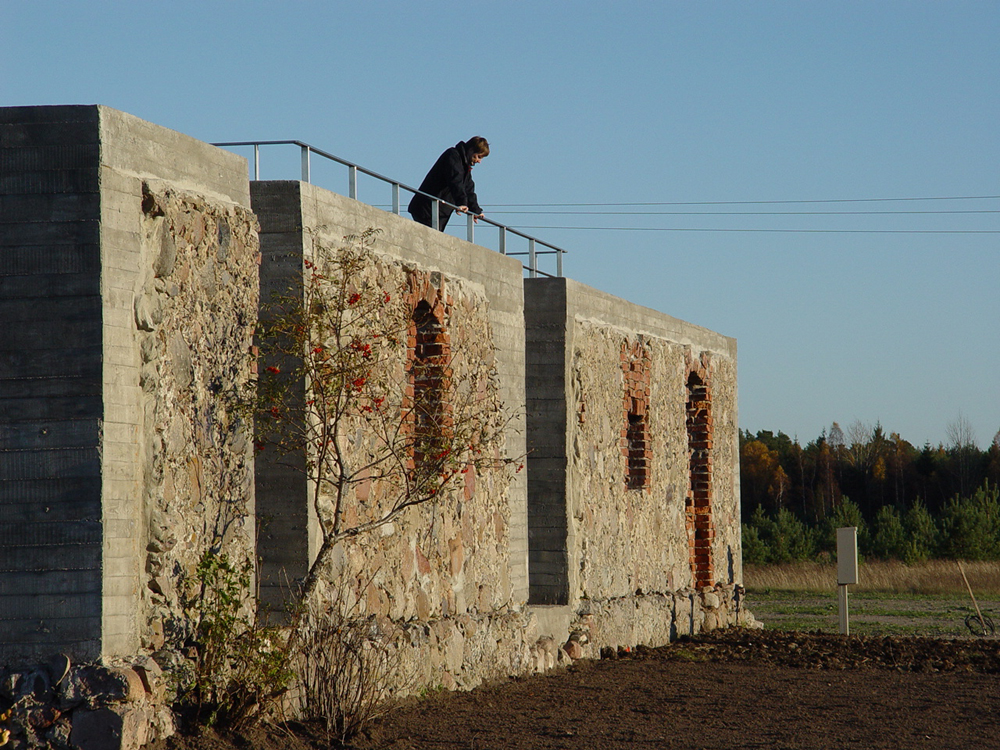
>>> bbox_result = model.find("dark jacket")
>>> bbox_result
[408,141,482,229]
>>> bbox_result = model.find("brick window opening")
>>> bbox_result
[626,411,648,489]
[621,340,651,491]
[409,300,451,468]
[686,369,715,588]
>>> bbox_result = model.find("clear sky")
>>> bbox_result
[3,1,997,449]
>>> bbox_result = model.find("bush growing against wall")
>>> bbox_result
[180,551,294,730]
[297,604,400,743]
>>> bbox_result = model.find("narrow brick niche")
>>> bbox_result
[686,367,715,588]
[408,299,451,468]
[621,341,651,490]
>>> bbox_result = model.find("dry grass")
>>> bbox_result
[745,560,1000,597]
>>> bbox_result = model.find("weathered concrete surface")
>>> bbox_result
[1,105,105,663]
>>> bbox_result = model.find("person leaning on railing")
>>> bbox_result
[408,137,489,231]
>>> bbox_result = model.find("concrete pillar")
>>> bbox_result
[0,105,253,661]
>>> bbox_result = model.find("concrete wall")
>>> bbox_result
[0,105,257,661]
[0,105,104,660]
[524,277,743,651]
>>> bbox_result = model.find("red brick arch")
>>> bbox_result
[621,339,652,491]
[404,272,452,471]
[686,352,715,588]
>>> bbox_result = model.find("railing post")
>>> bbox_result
[431,199,439,231]
[467,212,475,243]
[300,145,311,183]
[253,144,260,181]
[392,183,400,215]
[557,249,563,277]
[349,165,357,200]
[498,226,506,255]
[528,238,537,279]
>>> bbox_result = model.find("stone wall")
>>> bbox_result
[0,106,256,663]
[568,319,741,599]
[524,277,749,655]
[0,104,751,748]
[252,181,536,692]
[133,185,259,659]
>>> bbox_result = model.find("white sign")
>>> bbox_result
[837,526,858,585]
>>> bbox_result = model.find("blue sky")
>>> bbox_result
[3,1,997,448]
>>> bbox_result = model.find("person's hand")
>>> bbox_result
[457,205,469,213]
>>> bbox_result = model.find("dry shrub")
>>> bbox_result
[295,610,401,743]
[746,559,1000,596]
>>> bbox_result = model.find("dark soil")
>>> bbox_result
[149,629,1000,750]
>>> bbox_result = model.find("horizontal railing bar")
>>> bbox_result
[212,139,569,275]
[215,139,421,195]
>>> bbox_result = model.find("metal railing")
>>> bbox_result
[212,140,565,278]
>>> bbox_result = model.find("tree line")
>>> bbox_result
[741,419,1000,564]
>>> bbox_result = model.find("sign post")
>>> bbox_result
[836,527,858,635]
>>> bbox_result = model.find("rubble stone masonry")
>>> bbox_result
[252,181,537,694]
[525,277,749,658]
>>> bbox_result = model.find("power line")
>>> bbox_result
[490,195,1000,207]
[493,195,1000,233]
[508,226,1000,234]
[491,209,1000,216]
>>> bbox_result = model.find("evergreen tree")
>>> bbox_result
[820,498,868,555]
[902,500,938,564]
[938,482,1000,560]
[870,505,906,560]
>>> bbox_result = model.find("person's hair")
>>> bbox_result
[467,136,490,157]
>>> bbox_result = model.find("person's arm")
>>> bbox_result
[442,149,470,209]
[464,175,483,217]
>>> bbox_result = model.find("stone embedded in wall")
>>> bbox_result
[295,251,515,635]
[569,320,755,656]
[567,318,741,607]
[525,276,748,664]
[571,323,695,599]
